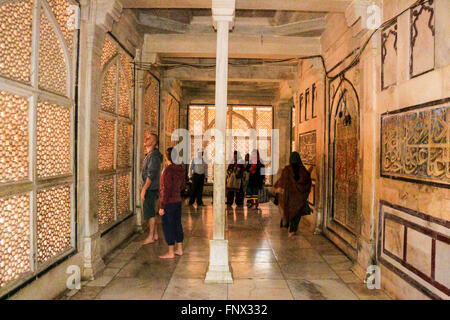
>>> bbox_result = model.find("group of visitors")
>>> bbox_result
[226,149,265,209]
[139,131,312,259]
[140,132,185,259]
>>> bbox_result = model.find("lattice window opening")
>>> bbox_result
[97,35,135,231]
[0,193,31,288]
[97,175,115,228]
[36,100,72,179]
[100,59,118,114]
[0,0,33,84]
[38,1,77,99]
[36,184,73,264]
[188,106,274,184]
[0,0,78,294]
[116,172,131,219]
[0,90,30,184]
[143,72,159,131]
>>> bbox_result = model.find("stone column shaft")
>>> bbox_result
[205,0,235,283]
[212,19,229,240]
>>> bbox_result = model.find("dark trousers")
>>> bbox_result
[189,173,205,205]
[162,202,183,246]
[226,189,244,206]
[280,215,302,233]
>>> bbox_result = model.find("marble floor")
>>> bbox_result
[59,199,391,300]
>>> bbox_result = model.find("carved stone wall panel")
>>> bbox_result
[410,0,435,78]
[332,91,359,233]
[298,130,316,165]
[381,98,449,187]
[378,200,449,299]
[381,19,398,89]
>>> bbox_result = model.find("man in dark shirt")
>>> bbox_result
[141,133,163,245]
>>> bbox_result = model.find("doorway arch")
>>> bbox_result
[324,76,362,258]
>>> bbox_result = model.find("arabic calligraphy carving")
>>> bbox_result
[299,131,316,166]
[381,100,449,186]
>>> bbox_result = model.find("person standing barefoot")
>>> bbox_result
[159,147,186,259]
[140,133,163,245]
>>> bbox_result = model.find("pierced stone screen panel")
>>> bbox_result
[37,101,71,178]
[0,0,77,294]
[381,99,449,187]
[117,69,131,118]
[117,122,132,169]
[0,194,31,288]
[0,91,29,183]
[0,0,33,84]
[116,172,131,218]
[101,36,117,69]
[101,62,117,114]
[188,105,273,184]
[143,72,159,133]
[98,36,135,230]
[189,106,205,135]
[97,176,115,227]
[38,11,67,97]
[45,0,75,60]
[97,118,115,171]
[256,108,273,130]
[36,184,72,264]
[166,95,180,147]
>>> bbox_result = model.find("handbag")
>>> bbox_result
[258,187,270,203]
[300,202,313,216]
[226,170,241,189]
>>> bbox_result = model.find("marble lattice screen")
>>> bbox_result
[97,34,134,231]
[188,105,273,184]
[0,0,78,295]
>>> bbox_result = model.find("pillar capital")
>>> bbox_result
[212,0,236,29]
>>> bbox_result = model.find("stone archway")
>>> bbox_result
[324,77,361,259]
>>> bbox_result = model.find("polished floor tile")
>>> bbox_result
[162,279,227,300]
[288,279,358,300]
[63,199,391,300]
[228,279,293,300]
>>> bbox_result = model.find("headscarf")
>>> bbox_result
[289,151,304,181]
[250,149,259,174]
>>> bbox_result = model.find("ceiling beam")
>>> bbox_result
[235,17,326,36]
[140,14,325,36]
[139,13,213,33]
[122,0,351,12]
[144,33,321,59]
[163,65,297,82]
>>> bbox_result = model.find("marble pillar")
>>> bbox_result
[205,0,235,284]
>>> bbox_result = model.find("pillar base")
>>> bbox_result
[313,227,322,235]
[205,239,233,284]
[81,236,105,281]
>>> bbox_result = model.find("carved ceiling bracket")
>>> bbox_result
[96,0,123,32]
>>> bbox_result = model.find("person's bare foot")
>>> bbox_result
[175,250,183,256]
[154,235,159,241]
[141,238,155,245]
[159,252,175,259]
[288,232,295,237]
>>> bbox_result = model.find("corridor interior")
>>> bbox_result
[58,200,390,300]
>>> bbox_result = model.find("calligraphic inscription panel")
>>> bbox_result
[299,131,316,165]
[381,100,449,187]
